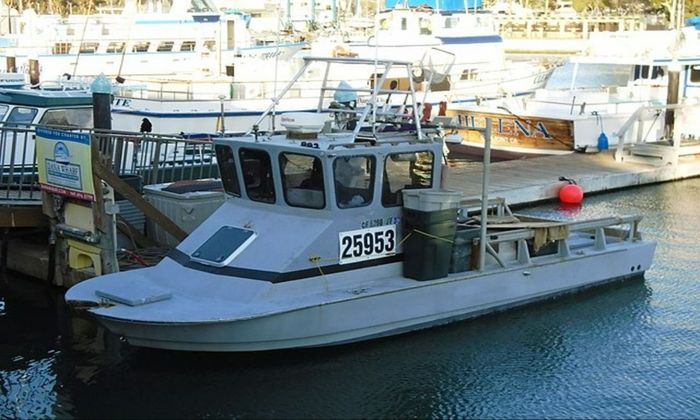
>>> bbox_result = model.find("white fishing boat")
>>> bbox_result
[1,0,304,82]
[107,5,557,136]
[65,57,656,352]
[444,25,700,159]
[313,6,557,103]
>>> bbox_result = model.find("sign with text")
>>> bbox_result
[36,127,95,201]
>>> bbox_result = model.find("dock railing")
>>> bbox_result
[93,130,219,184]
[0,123,220,205]
[0,124,44,203]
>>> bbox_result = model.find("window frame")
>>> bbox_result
[6,106,38,126]
[238,147,276,204]
[157,41,175,52]
[690,65,700,84]
[215,144,241,197]
[106,42,125,53]
[381,151,435,208]
[333,154,376,209]
[279,152,326,209]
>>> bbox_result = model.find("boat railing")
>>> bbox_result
[613,97,700,162]
[115,75,378,102]
[523,96,660,116]
[247,56,424,142]
[475,214,643,268]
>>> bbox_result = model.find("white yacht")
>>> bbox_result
[65,57,656,352]
[0,0,304,82]
[445,26,700,159]
[107,6,557,137]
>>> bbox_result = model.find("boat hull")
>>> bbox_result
[445,141,569,160]
[88,240,655,352]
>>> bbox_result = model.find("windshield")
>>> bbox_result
[39,108,93,128]
[239,148,275,204]
[6,107,38,126]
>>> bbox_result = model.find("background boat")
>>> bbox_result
[0,0,304,82]
[444,24,700,159]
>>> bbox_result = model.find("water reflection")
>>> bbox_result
[1,354,58,418]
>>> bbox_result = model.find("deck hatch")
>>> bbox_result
[190,226,257,267]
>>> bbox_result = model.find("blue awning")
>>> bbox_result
[687,16,700,29]
[384,0,483,10]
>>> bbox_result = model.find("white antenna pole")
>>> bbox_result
[271,6,283,131]
[372,0,379,134]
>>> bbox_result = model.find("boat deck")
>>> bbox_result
[444,150,700,206]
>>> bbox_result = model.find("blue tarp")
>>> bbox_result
[687,16,700,29]
[384,0,483,10]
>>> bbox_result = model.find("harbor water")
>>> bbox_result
[2,175,700,419]
[2,63,700,418]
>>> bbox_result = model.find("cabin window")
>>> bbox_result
[418,18,432,35]
[460,69,477,81]
[690,65,700,83]
[382,151,434,207]
[52,42,72,55]
[203,40,216,51]
[280,153,325,209]
[132,42,150,53]
[157,41,174,52]
[379,18,389,30]
[635,65,665,80]
[6,107,38,126]
[215,144,241,197]
[79,42,99,53]
[444,17,459,29]
[0,105,9,121]
[180,40,196,52]
[39,108,93,128]
[239,148,275,203]
[334,155,375,209]
[401,18,408,30]
[106,42,125,53]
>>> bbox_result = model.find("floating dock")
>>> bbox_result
[445,150,700,206]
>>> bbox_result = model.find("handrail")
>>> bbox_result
[613,97,700,162]
[483,215,643,245]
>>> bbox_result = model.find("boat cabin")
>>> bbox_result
[172,57,446,272]
[0,86,93,128]
[216,136,438,212]
[208,107,443,270]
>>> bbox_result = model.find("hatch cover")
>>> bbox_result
[190,225,257,267]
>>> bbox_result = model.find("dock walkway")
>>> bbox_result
[444,150,700,206]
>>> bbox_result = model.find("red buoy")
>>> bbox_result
[559,183,584,204]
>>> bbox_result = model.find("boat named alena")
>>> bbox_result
[65,57,656,352]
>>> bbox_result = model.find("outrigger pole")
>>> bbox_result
[478,118,492,271]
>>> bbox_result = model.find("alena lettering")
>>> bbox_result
[496,118,552,139]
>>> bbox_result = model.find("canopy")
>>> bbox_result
[384,0,484,11]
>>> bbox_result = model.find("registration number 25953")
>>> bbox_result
[338,225,397,265]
